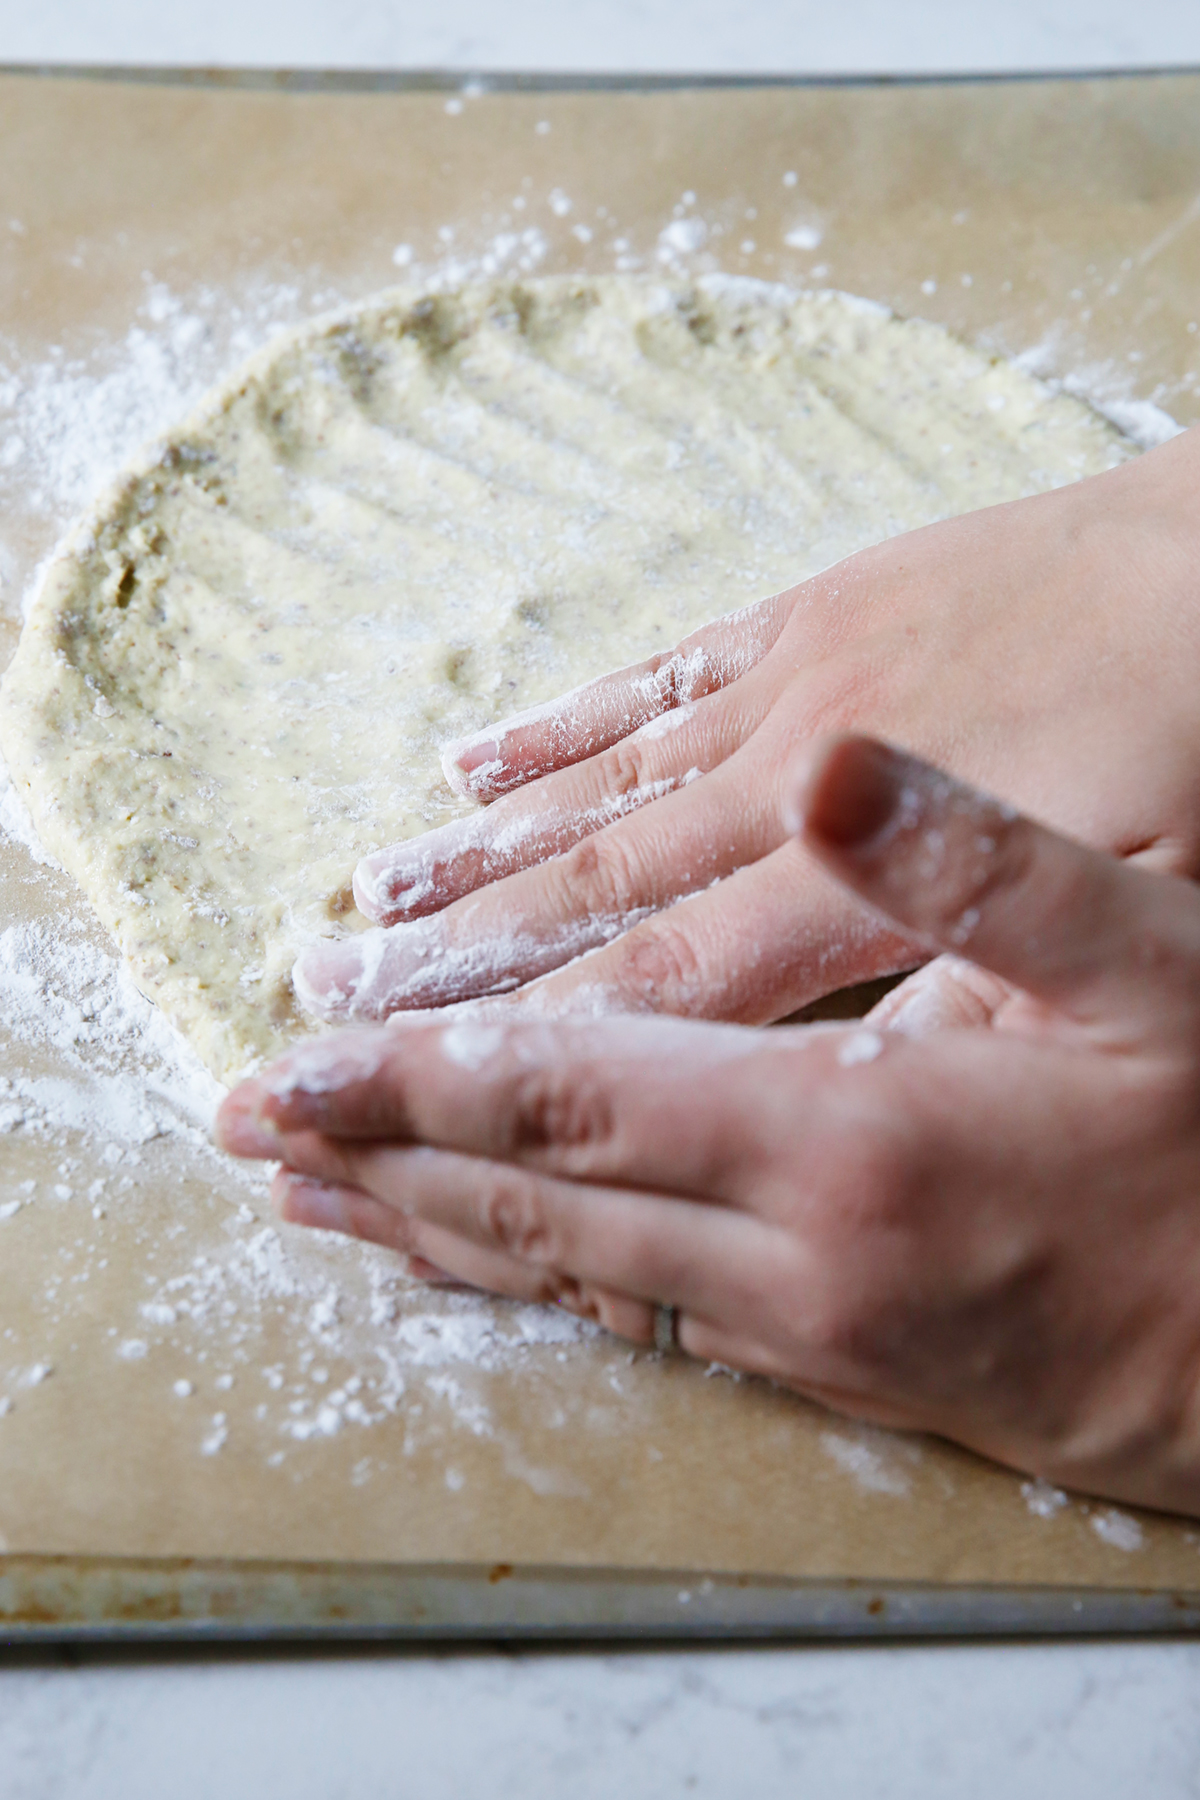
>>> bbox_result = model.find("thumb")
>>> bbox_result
[789,733,1200,1037]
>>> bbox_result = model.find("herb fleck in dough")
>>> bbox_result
[0,276,1134,1081]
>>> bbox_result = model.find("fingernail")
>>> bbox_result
[352,854,394,919]
[792,736,906,850]
[353,852,430,922]
[352,816,472,921]
[275,1175,355,1235]
[407,1254,463,1286]
[292,931,389,1019]
[440,737,501,797]
[214,1086,281,1158]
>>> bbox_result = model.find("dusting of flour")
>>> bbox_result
[0,280,325,557]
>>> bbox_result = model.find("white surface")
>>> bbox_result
[4,1640,1200,1799]
[0,0,1199,72]
[4,4,1200,1798]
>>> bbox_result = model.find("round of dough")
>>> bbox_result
[0,276,1134,1081]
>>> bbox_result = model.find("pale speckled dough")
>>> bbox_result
[0,276,1134,1082]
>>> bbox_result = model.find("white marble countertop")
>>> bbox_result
[3,0,1200,73]
[3,4,1200,1794]
[4,1638,1200,1797]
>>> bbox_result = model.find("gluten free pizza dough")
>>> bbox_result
[0,276,1134,1082]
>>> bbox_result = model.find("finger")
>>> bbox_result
[274,1170,572,1303]
[219,1005,894,1217]
[274,1170,659,1340]
[353,676,756,925]
[220,1016,772,1198]
[440,591,791,800]
[273,1138,783,1328]
[361,841,916,1030]
[296,746,797,1021]
[793,733,1200,1034]
[670,1312,927,1427]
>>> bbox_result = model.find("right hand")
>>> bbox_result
[230,733,1200,1515]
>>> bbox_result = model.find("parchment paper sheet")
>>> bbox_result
[2,70,1200,1588]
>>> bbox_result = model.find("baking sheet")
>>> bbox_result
[3,68,1200,1632]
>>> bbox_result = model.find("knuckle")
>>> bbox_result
[611,915,706,1012]
[648,640,714,707]
[802,1273,895,1369]
[474,1168,562,1266]
[789,1123,917,1365]
[511,1069,618,1161]
[557,827,644,920]
[596,736,653,808]
[834,1137,921,1252]
[646,648,686,705]
[834,1127,912,1230]
[531,1272,579,1308]
[795,656,889,737]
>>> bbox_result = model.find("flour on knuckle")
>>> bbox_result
[598,735,654,807]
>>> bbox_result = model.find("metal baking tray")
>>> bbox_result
[3,1558,1200,1644]
[3,61,1200,1644]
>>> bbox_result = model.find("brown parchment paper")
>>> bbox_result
[2,70,1200,1590]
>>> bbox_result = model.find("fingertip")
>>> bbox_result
[439,741,473,796]
[293,934,389,1021]
[440,736,501,798]
[273,1172,355,1236]
[214,1083,280,1158]
[787,734,907,853]
[291,947,348,1019]
[351,855,389,923]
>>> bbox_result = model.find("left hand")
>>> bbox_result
[290,432,1200,1029]
[218,735,1200,1514]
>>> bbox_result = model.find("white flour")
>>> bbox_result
[1089,1506,1146,1553]
[0,754,59,867]
[819,1425,922,1497]
[0,913,221,1142]
[137,1211,599,1456]
[0,279,328,572]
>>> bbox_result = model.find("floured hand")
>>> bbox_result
[294,427,1200,1027]
[225,736,1200,1515]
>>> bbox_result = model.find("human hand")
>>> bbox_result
[294,427,1200,1029]
[223,734,1200,1514]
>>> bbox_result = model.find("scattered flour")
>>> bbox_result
[0,753,59,867]
[819,1425,922,1497]
[0,279,329,560]
[1021,1477,1070,1519]
[1090,1506,1146,1553]
[0,914,223,1143]
[1009,334,1183,450]
[137,1214,600,1452]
